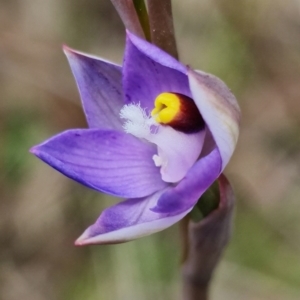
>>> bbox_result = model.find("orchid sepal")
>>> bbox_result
[188,68,240,170]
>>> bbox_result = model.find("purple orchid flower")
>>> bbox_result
[30,32,240,246]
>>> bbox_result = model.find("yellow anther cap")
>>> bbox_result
[151,92,205,133]
[151,93,181,124]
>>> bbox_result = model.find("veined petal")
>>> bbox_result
[148,126,206,183]
[188,69,240,170]
[123,31,191,112]
[64,46,124,130]
[30,129,167,198]
[152,147,222,214]
[75,189,192,245]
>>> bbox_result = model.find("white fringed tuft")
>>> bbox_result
[120,103,156,138]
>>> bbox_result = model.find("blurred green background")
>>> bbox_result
[1,0,300,299]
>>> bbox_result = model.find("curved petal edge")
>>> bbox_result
[151,147,222,214]
[64,45,124,130]
[30,129,167,198]
[75,190,192,245]
[188,68,240,170]
[123,31,191,112]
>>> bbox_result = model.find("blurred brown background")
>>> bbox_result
[1,0,300,299]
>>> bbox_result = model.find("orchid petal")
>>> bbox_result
[123,31,190,112]
[75,189,192,245]
[30,129,167,198]
[147,126,206,183]
[152,147,222,214]
[64,46,124,130]
[188,69,240,170]
[75,148,221,246]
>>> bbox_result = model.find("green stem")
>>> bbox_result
[133,0,151,42]
[190,181,220,223]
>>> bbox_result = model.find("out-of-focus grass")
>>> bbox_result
[228,196,300,288]
[2,109,43,185]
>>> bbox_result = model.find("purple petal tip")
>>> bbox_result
[29,146,38,155]
[74,239,86,247]
[125,29,132,37]
[74,228,92,246]
[62,44,69,51]
[62,45,77,58]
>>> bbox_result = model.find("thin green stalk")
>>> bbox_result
[133,0,151,42]
[191,181,220,222]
